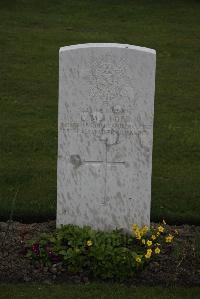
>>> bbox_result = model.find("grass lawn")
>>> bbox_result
[0,283,200,299]
[0,0,200,223]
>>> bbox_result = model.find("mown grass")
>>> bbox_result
[0,0,200,223]
[0,284,200,299]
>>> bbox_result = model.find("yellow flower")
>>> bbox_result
[146,240,152,247]
[141,239,146,245]
[175,229,179,235]
[156,243,160,246]
[165,234,174,243]
[132,224,148,239]
[145,248,152,258]
[132,224,138,231]
[133,224,149,240]
[145,249,152,259]
[139,231,144,237]
[158,226,164,233]
[151,234,156,240]
[156,232,160,237]
[87,240,93,247]
[136,233,141,240]
[155,247,160,254]
[135,256,142,263]
[134,228,141,240]
[141,225,148,234]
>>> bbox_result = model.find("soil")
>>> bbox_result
[0,221,200,286]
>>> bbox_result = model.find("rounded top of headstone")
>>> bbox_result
[59,43,156,55]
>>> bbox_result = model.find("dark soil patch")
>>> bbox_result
[0,221,199,286]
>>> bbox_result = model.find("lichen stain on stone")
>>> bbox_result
[70,154,82,168]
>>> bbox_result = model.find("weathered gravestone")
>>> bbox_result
[57,43,156,231]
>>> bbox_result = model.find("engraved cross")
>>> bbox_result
[83,139,125,204]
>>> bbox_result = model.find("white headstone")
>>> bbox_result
[57,43,156,231]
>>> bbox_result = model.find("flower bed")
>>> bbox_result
[0,221,199,285]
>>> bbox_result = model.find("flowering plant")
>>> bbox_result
[132,220,178,265]
[25,220,177,281]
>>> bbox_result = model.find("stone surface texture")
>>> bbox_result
[57,43,156,231]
